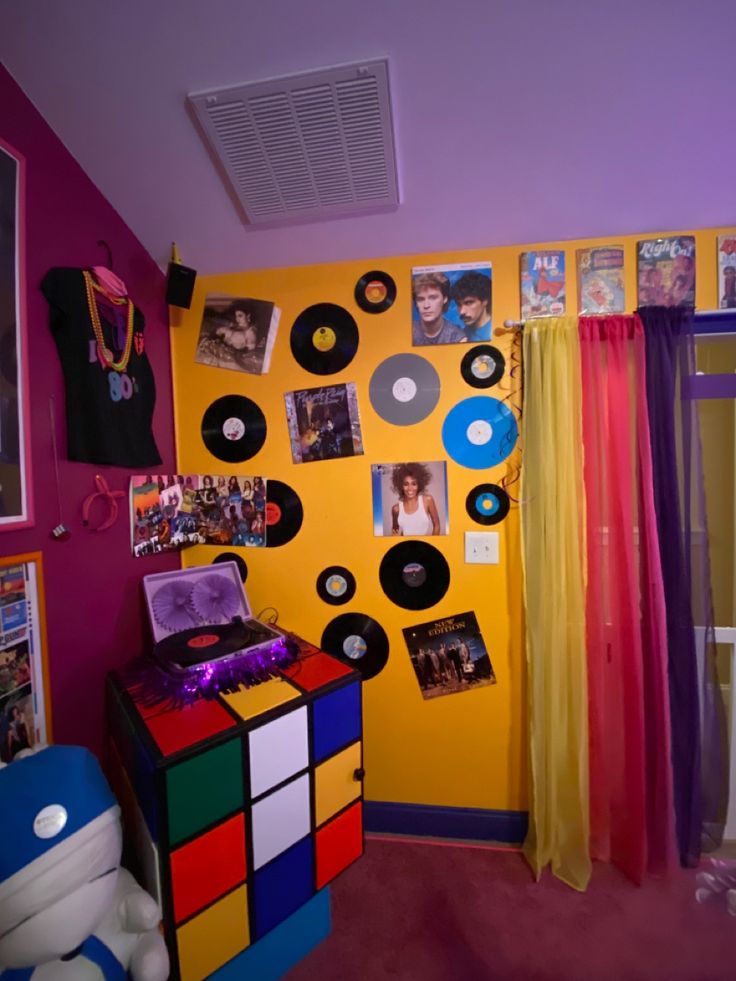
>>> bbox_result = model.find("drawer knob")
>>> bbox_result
[353,767,365,781]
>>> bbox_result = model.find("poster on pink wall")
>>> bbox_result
[0,139,32,530]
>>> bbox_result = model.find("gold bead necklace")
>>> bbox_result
[83,270,135,372]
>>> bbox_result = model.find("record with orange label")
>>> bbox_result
[265,479,303,547]
[354,270,397,314]
[290,303,359,374]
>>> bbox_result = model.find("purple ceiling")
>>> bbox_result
[1,0,734,274]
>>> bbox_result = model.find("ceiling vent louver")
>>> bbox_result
[188,59,399,226]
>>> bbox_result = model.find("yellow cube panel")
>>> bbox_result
[315,741,362,827]
[221,676,300,721]
[177,884,249,981]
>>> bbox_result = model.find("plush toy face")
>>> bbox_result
[0,748,123,969]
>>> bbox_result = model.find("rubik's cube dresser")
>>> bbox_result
[106,638,363,981]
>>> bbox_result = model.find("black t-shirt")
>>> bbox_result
[41,268,161,467]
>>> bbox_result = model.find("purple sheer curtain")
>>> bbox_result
[640,305,728,866]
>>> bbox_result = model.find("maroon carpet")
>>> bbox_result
[287,837,735,980]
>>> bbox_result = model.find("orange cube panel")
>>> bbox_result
[171,813,246,923]
[315,801,363,889]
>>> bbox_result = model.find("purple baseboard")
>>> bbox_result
[363,801,527,844]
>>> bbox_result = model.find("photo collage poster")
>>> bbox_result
[131,474,267,556]
[371,462,449,537]
[0,558,48,761]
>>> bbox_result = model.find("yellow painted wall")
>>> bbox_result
[171,225,733,813]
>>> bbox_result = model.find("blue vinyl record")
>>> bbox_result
[442,396,518,470]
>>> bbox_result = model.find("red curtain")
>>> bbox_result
[580,315,676,882]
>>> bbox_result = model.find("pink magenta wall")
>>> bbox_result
[0,64,178,753]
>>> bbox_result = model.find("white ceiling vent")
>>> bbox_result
[188,59,399,225]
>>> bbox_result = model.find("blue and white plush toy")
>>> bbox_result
[0,746,169,980]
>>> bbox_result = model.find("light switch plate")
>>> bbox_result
[464,531,499,564]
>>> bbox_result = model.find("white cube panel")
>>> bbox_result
[252,773,311,870]
[249,705,309,799]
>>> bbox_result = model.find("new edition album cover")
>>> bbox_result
[402,611,496,701]
[284,383,364,465]
[371,461,449,537]
[411,262,492,346]
[194,293,281,375]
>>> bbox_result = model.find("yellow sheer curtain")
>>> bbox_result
[521,316,590,891]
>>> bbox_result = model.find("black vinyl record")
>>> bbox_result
[354,270,397,314]
[214,552,248,583]
[154,620,251,669]
[201,395,266,463]
[316,566,356,605]
[290,303,359,375]
[321,612,389,680]
[265,480,304,547]
[379,541,450,610]
[466,483,510,525]
[461,345,505,389]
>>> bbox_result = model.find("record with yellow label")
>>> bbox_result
[290,302,359,375]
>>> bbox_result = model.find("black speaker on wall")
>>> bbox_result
[166,262,197,309]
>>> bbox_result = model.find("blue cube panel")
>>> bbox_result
[312,682,361,763]
[210,889,331,980]
[252,835,314,940]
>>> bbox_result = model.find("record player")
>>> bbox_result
[136,561,297,702]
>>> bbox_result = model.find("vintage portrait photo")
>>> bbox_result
[411,262,492,347]
[285,383,364,464]
[371,461,448,536]
[402,611,496,701]
[194,293,280,375]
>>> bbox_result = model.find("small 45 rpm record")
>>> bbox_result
[201,395,266,463]
[442,395,518,470]
[354,270,397,314]
[321,612,389,680]
[369,353,441,426]
[379,540,450,610]
[290,302,359,375]
[466,483,510,525]
[461,344,505,389]
[265,479,304,547]
[317,565,356,605]
[214,552,248,583]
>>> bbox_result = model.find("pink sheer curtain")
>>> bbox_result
[580,315,675,882]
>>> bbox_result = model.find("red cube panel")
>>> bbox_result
[171,813,246,923]
[315,801,363,890]
[281,651,353,692]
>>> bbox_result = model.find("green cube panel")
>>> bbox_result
[166,738,244,845]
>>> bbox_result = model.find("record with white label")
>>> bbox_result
[461,344,505,389]
[442,396,518,470]
[369,353,441,426]
[379,540,450,610]
[316,566,356,605]
[320,612,389,679]
[201,395,266,463]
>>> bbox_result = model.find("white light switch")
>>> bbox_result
[465,531,499,564]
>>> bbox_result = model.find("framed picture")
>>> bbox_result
[0,552,52,761]
[0,138,32,530]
